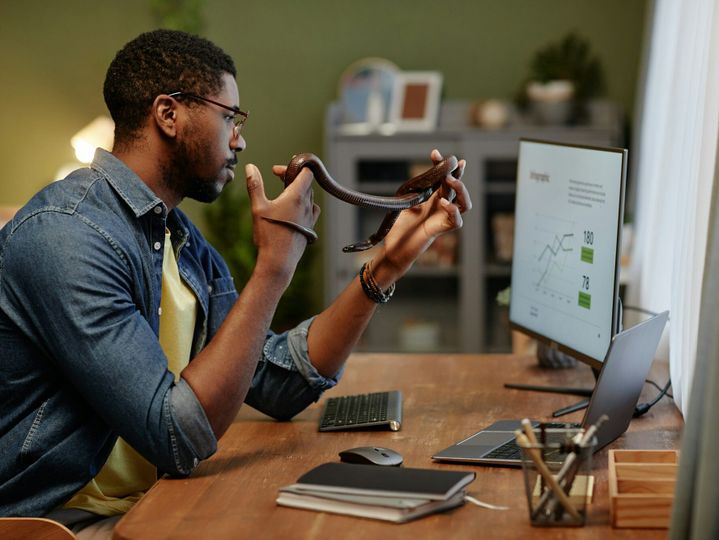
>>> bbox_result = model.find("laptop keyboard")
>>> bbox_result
[484,422,581,462]
[319,391,402,432]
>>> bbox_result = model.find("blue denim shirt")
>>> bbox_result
[0,149,340,517]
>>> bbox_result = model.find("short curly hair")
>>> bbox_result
[104,29,236,144]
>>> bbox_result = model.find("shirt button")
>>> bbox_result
[158,307,163,316]
[154,241,162,250]
[154,206,162,214]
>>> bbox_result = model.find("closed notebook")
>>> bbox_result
[276,463,475,523]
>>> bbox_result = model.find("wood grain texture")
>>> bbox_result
[114,354,683,540]
[0,518,76,540]
[608,449,679,529]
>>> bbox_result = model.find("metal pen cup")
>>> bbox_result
[518,427,597,527]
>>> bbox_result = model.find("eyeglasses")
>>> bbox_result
[167,91,249,133]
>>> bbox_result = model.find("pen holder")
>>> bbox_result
[518,427,596,527]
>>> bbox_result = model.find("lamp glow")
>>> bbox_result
[70,116,115,164]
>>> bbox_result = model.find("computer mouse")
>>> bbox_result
[339,446,403,466]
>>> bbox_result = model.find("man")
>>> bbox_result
[0,29,470,531]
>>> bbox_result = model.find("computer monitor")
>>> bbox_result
[509,139,627,370]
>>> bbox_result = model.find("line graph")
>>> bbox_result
[531,214,577,304]
[536,233,574,287]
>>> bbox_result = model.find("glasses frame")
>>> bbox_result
[167,91,249,133]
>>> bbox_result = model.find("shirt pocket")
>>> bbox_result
[206,276,237,338]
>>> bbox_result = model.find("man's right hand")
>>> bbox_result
[183,165,319,438]
[244,163,320,286]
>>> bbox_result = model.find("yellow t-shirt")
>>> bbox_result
[65,229,197,515]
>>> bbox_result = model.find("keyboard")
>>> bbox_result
[318,390,402,432]
[484,422,581,462]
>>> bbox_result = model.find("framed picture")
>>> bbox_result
[338,57,399,135]
[389,71,443,132]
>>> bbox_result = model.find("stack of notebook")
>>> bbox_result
[276,462,475,523]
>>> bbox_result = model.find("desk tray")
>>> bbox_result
[608,449,679,529]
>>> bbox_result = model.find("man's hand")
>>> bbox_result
[304,148,471,376]
[370,149,471,288]
[183,164,319,437]
[244,163,320,285]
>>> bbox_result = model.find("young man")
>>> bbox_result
[0,29,470,529]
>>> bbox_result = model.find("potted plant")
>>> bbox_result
[519,32,606,125]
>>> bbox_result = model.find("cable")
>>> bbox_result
[634,379,672,417]
[646,378,673,399]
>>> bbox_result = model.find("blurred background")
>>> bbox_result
[0,0,649,347]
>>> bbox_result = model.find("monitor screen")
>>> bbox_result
[509,139,627,368]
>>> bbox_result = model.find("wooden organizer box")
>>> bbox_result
[608,449,679,528]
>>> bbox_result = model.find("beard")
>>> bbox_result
[164,128,232,204]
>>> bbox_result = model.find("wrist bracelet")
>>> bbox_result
[359,261,395,304]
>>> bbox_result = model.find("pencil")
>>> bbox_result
[515,431,582,521]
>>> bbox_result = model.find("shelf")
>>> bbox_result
[485,182,517,195]
[408,266,459,277]
[356,181,406,194]
[485,262,512,277]
[324,100,624,353]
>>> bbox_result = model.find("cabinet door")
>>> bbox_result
[325,138,469,352]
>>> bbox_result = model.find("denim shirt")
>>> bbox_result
[0,149,340,517]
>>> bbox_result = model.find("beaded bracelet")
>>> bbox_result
[359,261,396,304]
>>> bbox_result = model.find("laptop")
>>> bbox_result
[432,311,669,466]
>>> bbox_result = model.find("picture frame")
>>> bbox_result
[389,71,443,132]
[338,57,399,135]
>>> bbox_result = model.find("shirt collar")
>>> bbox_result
[90,148,166,218]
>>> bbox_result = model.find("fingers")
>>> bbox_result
[440,198,463,229]
[245,164,268,210]
[272,165,288,183]
[453,158,466,180]
[431,149,463,181]
[271,165,318,227]
[431,148,443,165]
[284,167,315,199]
[443,174,472,214]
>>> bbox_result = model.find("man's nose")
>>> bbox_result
[232,134,246,152]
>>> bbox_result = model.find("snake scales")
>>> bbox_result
[272,152,460,252]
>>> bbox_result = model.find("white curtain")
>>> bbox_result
[628,0,719,415]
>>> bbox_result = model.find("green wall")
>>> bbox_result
[0,0,647,221]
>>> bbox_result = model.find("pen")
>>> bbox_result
[515,429,582,521]
[546,414,609,519]
[552,399,590,418]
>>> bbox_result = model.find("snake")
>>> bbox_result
[266,152,460,252]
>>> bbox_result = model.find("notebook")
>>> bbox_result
[276,462,475,523]
[432,311,669,466]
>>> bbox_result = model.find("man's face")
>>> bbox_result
[170,73,245,203]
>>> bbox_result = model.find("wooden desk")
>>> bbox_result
[114,354,682,539]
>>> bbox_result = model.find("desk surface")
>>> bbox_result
[114,354,682,540]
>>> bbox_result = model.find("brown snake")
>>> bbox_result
[267,152,460,252]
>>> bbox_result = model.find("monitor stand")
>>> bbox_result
[504,301,623,417]
[504,367,599,417]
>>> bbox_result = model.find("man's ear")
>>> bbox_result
[152,95,178,138]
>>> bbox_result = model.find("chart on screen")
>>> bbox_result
[509,140,625,363]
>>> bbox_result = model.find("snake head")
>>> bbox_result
[342,240,375,252]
